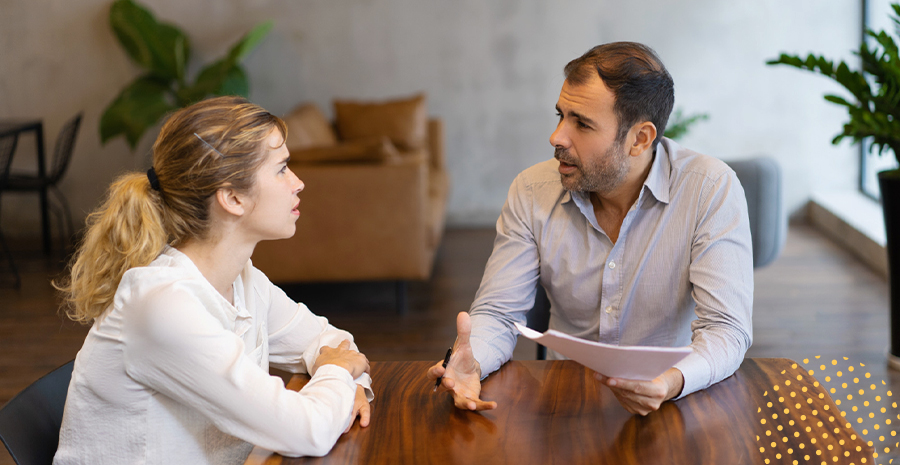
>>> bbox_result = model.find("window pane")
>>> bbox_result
[862,141,899,199]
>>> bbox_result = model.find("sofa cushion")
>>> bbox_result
[283,103,338,150]
[333,94,427,151]
[291,136,401,164]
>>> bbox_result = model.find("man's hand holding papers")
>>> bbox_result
[515,322,690,415]
[596,368,685,416]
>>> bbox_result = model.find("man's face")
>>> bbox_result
[550,74,630,195]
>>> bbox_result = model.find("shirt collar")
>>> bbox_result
[159,246,253,336]
[643,139,672,205]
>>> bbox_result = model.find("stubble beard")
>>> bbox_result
[554,139,630,195]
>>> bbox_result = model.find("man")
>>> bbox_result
[427,42,753,416]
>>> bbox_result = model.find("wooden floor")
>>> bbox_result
[0,222,895,464]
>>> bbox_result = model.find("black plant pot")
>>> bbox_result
[879,170,900,365]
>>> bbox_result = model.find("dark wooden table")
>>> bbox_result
[246,358,874,464]
[0,120,49,255]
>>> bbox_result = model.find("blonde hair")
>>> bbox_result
[56,96,287,323]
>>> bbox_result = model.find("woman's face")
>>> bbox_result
[241,128,305,242]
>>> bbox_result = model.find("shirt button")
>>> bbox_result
[608,261,616,269]
[605,306,612,314]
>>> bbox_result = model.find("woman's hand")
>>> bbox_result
[313,340,370,379]
[344,384,372,433]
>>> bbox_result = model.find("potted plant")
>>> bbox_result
[767,3,900,368]
[663,108,709,140]
[101,0,272,150]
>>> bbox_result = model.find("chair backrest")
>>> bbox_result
[0,360,74,465]
[525,156,785,359]
[526,285,552,360]
[48,113,82,185]
[0,133,20,189]
[725,157,786,268]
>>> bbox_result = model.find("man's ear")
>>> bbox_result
[216,187,247,217]
[628,121,657,157]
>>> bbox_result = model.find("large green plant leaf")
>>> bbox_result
[663,108,709,140]
[226,21,274,63]
[109,0,189,82]
[177,61,249,105]
[175,23,271,105]
[178,59,231,105]
[176,61,223,106]
[100,75,176,149]
[218,65,249,97]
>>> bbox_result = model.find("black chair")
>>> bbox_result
[0,132,21,288]
[0,360,74,465]
[525,285,552,360]
[4,113,82,256]
[526,157,785,359]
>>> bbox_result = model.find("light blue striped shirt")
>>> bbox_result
[469,138,753,398]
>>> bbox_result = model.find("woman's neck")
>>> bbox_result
[177,236,256,305]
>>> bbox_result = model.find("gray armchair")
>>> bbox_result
[726,157,785,268]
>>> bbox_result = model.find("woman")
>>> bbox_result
[53,96,372,464]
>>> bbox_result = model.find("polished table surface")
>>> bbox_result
[246,358,874,464]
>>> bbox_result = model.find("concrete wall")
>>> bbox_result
[0,0,861,235]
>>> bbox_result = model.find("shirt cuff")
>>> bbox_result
[469,337,502,380]
[354,373,374,402]
[672,351,711,400]
[311,364,357,391]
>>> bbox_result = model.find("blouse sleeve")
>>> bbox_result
[121,284,357,458]
[250,266,373,400]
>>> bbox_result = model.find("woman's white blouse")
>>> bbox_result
[53,247,373,464]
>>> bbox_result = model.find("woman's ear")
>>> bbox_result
[216,188,247,217]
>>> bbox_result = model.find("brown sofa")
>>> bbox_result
[251,94,449,285]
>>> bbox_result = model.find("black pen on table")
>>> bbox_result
[433,346,453,392]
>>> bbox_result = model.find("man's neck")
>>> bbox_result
[593,148,655,216]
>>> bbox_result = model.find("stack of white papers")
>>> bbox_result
[514,322,691,381]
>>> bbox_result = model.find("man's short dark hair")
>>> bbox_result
[564,42,674,147]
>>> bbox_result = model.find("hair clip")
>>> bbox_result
[194,133,226,158]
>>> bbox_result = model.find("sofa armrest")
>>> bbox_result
[251,156,432,282]
[427,118,445,172]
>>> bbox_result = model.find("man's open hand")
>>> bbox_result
[426,312,497,411]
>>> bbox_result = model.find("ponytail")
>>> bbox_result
[55,173,167,323]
